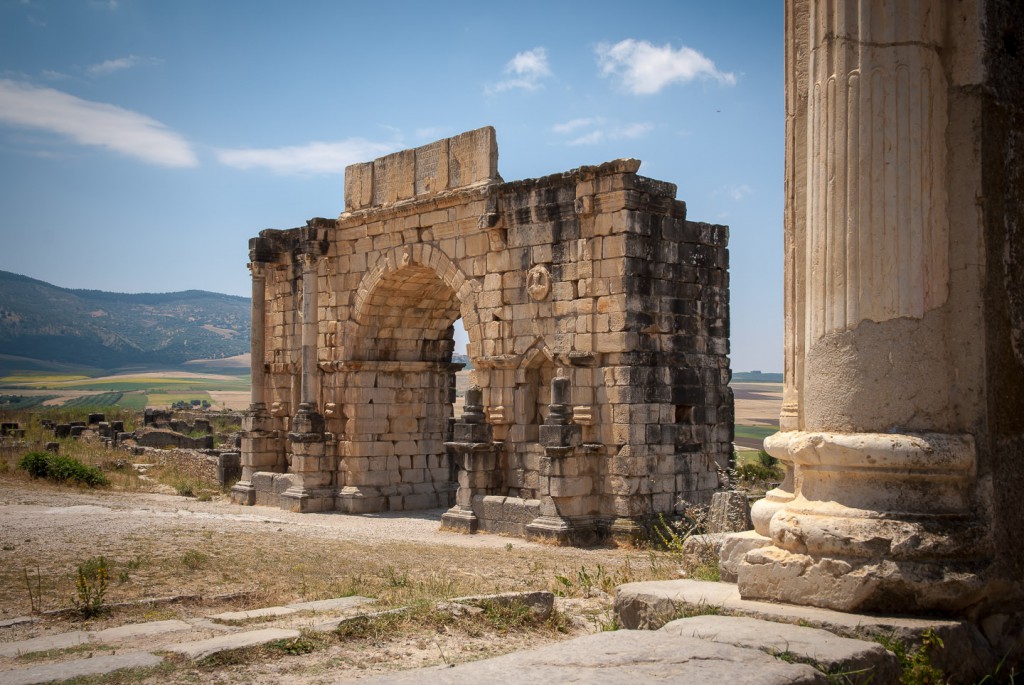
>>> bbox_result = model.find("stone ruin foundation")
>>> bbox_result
[233,126,732,544]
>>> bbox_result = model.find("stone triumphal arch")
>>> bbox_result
[233,127,733,544]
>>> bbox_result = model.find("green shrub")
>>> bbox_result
[17,452,109,487]
[18,451,50,478]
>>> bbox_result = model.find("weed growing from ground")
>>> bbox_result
[73,556,109,618]
[181,550,209,571]
[873,629,947,685]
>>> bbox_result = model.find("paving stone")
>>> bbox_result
[285,596,375,612]
[614,580,997,682]
[0,631,89,658]
[0,616,36,630]
[347,630,826,684]
[208,606,297,622]
[93,619,193,642]
[661,615,900,684]
[166,627,300,660]
[1,651,162,685]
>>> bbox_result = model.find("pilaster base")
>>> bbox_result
[230,480,256,506]
[440,506,479,534]
[526,515,598,546]
[608,517,646,546]
[336,486,385,514]
[279,486,336,513]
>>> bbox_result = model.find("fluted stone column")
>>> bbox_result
[249,261,268,412]
[280,249,331,512]
[735,0,995,613]
[231,260,275,505]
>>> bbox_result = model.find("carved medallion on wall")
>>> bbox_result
[526,265,551,301]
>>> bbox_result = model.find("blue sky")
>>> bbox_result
[0,0,783,372]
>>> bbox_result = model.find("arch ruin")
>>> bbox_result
[233,126,733,544]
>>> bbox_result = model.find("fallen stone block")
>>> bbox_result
[0,630,89,658]
[208,606,296,623]
[352,630,826,684]
[165,627,300,660]
[614,579,997,682]
[92,619,193,642]
[661,615,900,684]
[2,651,162,685]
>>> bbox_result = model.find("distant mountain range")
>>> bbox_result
[0,270,250,370]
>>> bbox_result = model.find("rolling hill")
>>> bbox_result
[0,270,250,370]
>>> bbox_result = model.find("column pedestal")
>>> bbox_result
[736,431,989,612]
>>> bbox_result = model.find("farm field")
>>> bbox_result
[0,369,250,411]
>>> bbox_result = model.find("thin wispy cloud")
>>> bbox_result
[87,55,162,76]
[0,79,198,167]
[713,183,753,201]
[552,117,653,146]
[215,139,400,175]
[486,47,552,94]
[41,69,69,81]
[414,126,450,142]
[596,39,735,94]
[551,118,596,135]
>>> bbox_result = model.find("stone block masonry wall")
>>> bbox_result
[234,126,732,544]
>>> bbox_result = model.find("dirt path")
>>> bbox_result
[0,479,675,683]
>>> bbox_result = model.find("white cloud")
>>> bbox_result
[215,139,399,175]
[87,55,162,76]
[714,184,753,201]
[0,79,198,167]
[414,126,449,142]
[551,117,597,134]
[553,118,653,146]
[486,47,552,94]
[41,69,68,81]
[596,39,735,94]
[568,130,605,146]
[617,122,653,139]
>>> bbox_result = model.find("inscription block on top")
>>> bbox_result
[344,162,374,211]
[371,148,415,206]
[415,139,449,196]
[449,127,498,189]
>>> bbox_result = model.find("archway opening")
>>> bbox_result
[339,264,464,511]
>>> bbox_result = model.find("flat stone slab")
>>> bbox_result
[0,617,36,630]
[0,630,89,658]
[285,596,375,612]
[614,580,996,681]
[93,619,193,642]
[662,615,900,684]
[209,596,376,623]
[348,630,826,684]
[165,627,300,660]
[208,606,297,622]
[2,651,162,685]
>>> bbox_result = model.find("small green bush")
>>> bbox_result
[17,451,109,487]
[18,451,50,478]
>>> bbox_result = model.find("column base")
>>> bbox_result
[736,430,992,613]
[738,545,989,613]
[440,506,479,534]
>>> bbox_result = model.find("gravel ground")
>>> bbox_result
[0,477,674,683]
